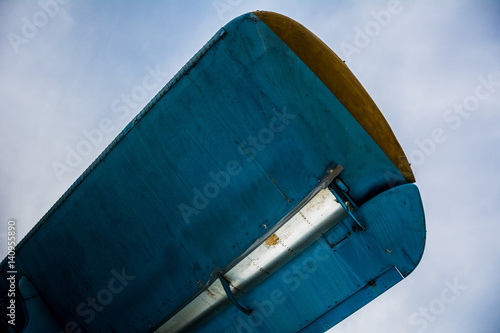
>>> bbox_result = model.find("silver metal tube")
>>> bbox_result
[157,188,346,332]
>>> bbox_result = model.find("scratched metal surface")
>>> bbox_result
[195,184,425,332]
[0,12,424,332]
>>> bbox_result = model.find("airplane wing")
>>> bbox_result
[1,11,425,333]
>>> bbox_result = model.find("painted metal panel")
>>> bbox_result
[193,184,424,332]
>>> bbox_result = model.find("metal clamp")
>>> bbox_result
[217,272,252,315]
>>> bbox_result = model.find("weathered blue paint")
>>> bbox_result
[0,12,425,333]
[195,184,424,332]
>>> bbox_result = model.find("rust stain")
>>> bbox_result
[265,233,279,246]
[204,288,216,299]
[305,191,327,213]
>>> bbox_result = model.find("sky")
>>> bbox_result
[0,0,499,332]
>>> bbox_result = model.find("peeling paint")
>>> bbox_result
[265,234,279,246]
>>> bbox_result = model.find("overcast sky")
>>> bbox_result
[1,1,499,332]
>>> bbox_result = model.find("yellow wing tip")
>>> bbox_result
[252,11,415,183]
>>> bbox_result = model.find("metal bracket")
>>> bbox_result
[329,175,366,231]
[217,272,252,315]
